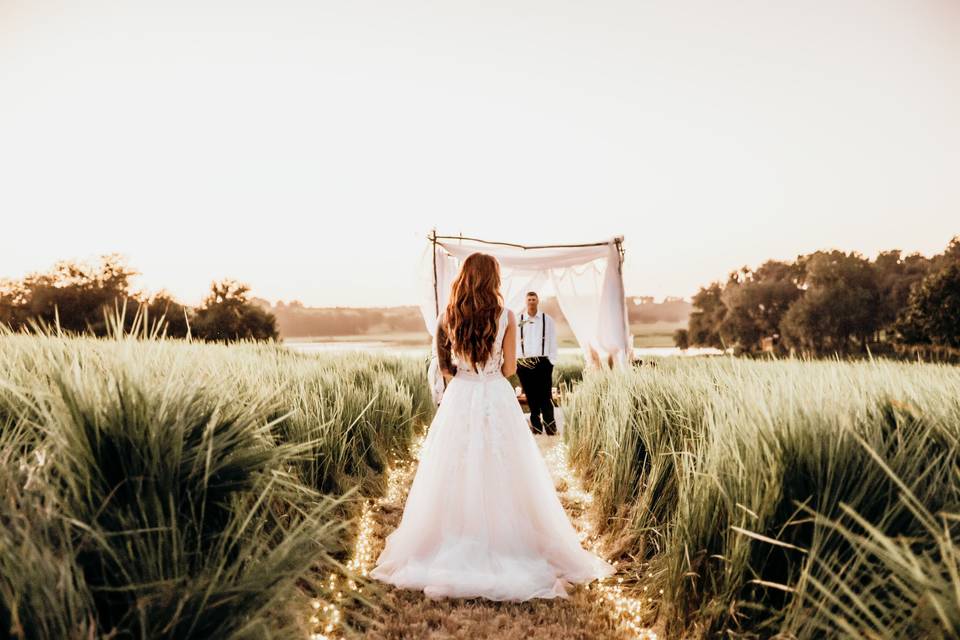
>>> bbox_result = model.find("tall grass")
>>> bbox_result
[0,329,432,639]
[563,357,960,638]
[553,354,586,389]
[506,354,585,397]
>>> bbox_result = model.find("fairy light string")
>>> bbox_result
[544,441,659,640]
[309,435,424,640]
[310,435,656,639]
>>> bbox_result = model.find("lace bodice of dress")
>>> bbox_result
[451,308,509,377]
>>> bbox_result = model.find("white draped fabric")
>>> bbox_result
[419,237,632,398]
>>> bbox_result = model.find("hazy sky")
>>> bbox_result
[2,0,958,307]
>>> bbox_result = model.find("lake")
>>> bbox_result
[284,341,723,358]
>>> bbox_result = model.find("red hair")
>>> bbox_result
[443,253,503,370]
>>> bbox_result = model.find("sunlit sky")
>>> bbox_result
[2,0,958,307]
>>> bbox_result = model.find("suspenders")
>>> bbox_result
[520,313,524,356]
[541,314,546,356]
[519,312,547,357]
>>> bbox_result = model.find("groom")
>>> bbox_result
[516,291,559,435]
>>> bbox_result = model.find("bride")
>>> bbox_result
[370,252,614,601]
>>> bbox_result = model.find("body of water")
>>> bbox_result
[285,342,723,359]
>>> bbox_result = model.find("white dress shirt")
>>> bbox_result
[516,310,559,364]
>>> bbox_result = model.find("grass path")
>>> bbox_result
[358,434,662,640]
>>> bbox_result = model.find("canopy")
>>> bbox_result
[419,233,633,369]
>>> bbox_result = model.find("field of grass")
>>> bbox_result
[563,358,960,639]
[0,329,433,639]
[6,324,956,639]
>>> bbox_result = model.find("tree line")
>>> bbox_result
[268,301,427,338]
[0,255,278,342]
[674,236,960,358]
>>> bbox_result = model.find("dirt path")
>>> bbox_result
[357,434,661,640]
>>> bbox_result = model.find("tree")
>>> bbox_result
[932,235,960,269]
[0,278,25,327]
[3,255,139,334]
[687,282,726,348]
[192,280,279,342]
[673,328,690,350]
[896,260,960,348]
[781,251,881,355]
[719,261,802,353]
[0,257,279,344]
[141,291,191,338]
[873,250,930,335]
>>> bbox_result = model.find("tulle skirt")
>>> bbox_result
[370,370,614,601]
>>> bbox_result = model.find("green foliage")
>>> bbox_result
[688,283,726,349]
[874,249,931,329]
[672,328,689,350]
[143,291,191,337]
[0,258,281,344]
[0,419,96,640]
[553,354,585,388]
[0,254,137,334]
[720,261,802,353]
[0,332,433,638]
[781,251,882,354]
[192,280,278,342]
[683,236,959,358]
[563,358,960,638]
[897,260,960,349]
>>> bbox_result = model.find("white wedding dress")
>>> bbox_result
[370,308,614,600]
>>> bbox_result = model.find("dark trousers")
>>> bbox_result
[517,357,556,435]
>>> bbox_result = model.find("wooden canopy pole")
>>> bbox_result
[433,235,612,251]
[431,228,440,318]
[613,236,631,364]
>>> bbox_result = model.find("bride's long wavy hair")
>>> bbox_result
[444,252,504,369]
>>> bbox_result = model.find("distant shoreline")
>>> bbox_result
[268,298,690,348]
[283,331,430,347]
[282,322,684,350]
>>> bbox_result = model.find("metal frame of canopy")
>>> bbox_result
[426,230,630,367]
